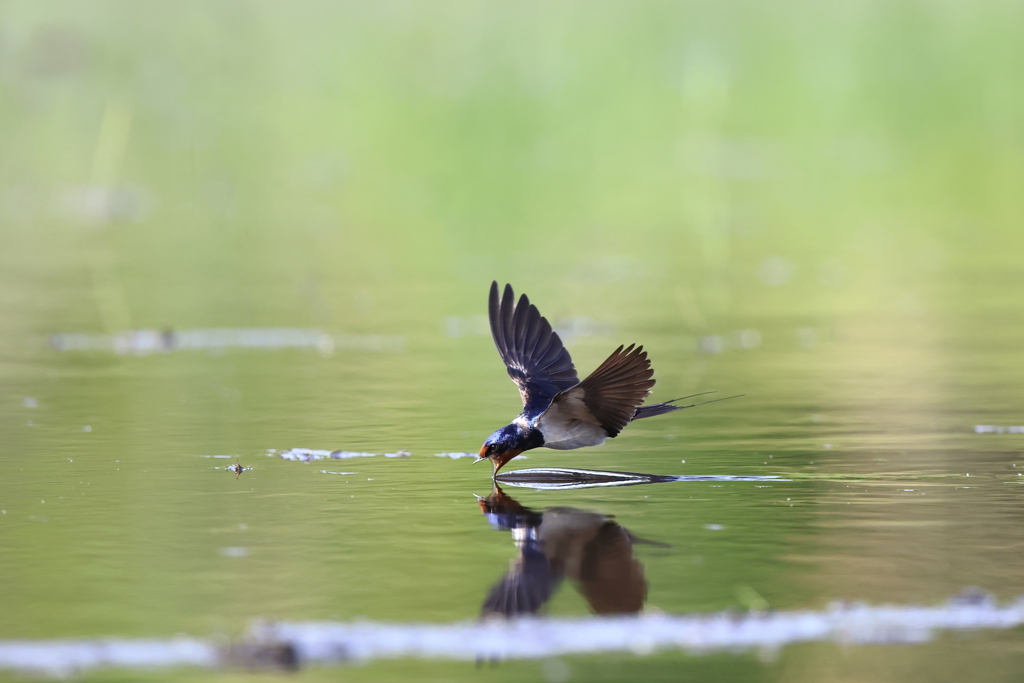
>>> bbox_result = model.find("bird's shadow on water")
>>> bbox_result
[493,466,788,491]
[476,468,787,617]
[476,483,664,621]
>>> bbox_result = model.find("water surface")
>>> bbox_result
[2,2,1024,681]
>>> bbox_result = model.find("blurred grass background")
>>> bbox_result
[3,0,1022,345]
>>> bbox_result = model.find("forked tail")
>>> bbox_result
[631,391,742,421]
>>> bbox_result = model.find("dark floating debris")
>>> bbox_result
[221,460,252,478]
[494,467,788,490]
[223,640,299,671]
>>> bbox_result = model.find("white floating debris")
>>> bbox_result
[0,638,217,675]
[219,547,249,558]
[7,592,1017,675]
[974,425,1024,434]
[318,471,356,476]
[278,448,411,462]
[278,449,333,462]
[254,592,1024,664]
[704,524,725,531]
[434,452,479,460]
[0,591,1014,675]
[23,398,37,408]
[330,451,383,460]
[50,328,404,356]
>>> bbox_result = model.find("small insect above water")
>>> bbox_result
[225,459,252,479]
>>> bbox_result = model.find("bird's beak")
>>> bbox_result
[474,444,489,464]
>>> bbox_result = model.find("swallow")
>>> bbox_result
[478,484,662,618]
[478,281,696,474]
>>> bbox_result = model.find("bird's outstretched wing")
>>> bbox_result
[571,344,655,437]
[489,282,579,416]
[578,522,647,615]
[480,543,557,618]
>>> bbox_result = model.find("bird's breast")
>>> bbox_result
[536,397,609,450]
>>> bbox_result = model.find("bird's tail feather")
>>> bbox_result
[632,392,742,421]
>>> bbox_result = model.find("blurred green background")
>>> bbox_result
[3,0,1022,338]
[3,2,1024,682]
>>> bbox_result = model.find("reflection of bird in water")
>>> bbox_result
[478,485,665,618]
[479,282,719,474]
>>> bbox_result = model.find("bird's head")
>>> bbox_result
[478,424,524,474]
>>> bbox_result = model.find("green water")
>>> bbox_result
[3,2,1024,681]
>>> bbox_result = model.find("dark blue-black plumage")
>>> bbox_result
[479,282,693,473]
[488,281,578,420]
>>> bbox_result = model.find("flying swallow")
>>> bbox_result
[478,281,705,474]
